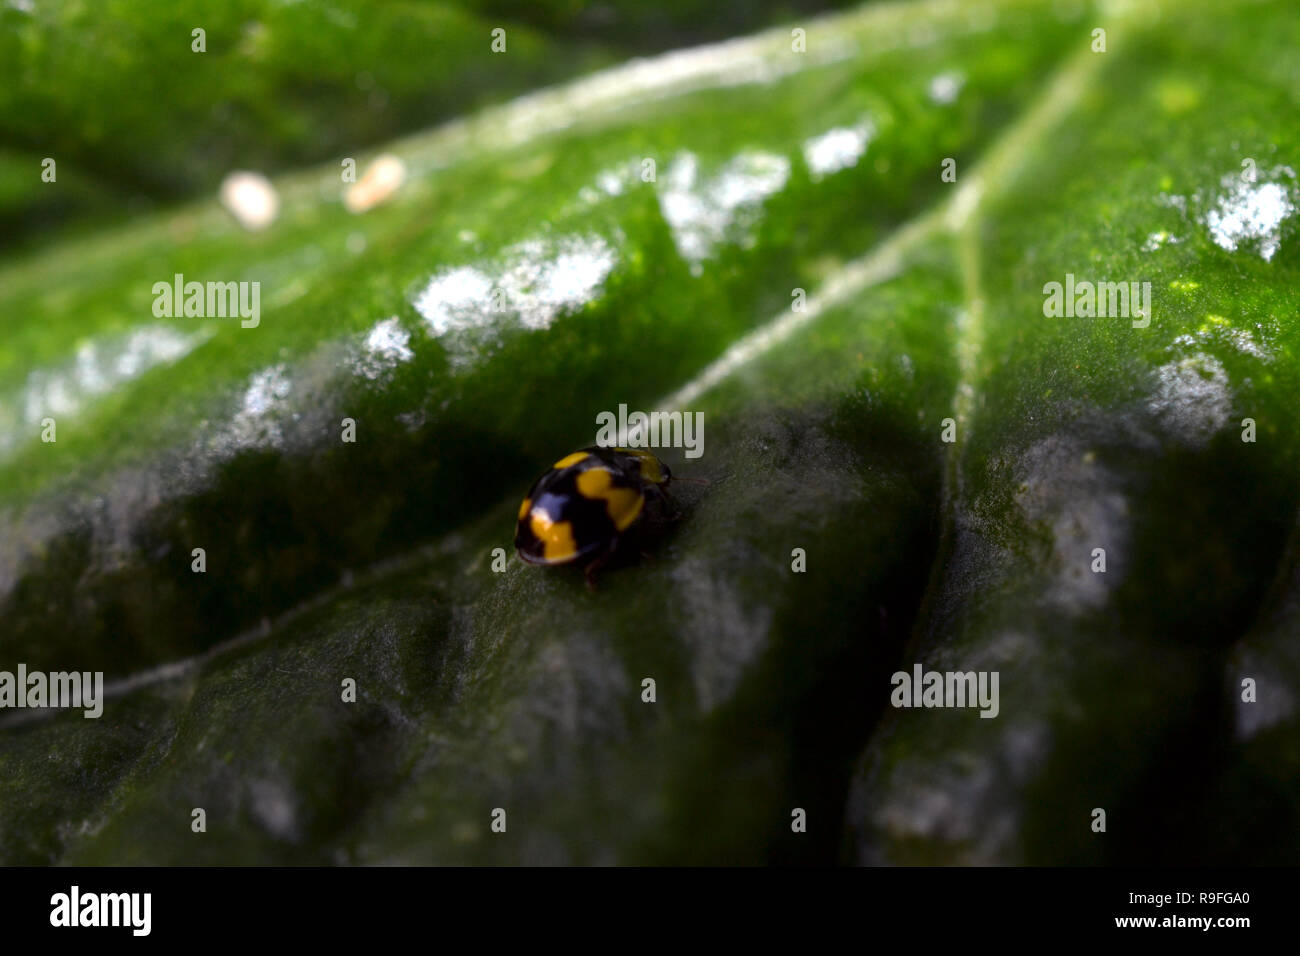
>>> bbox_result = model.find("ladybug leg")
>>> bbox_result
[645,483,683,522]
[583,543,616,592]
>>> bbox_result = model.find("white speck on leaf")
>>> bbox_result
[219,171,279,231]
[659,150,790,271]
[413,234,616,370]
[802,120,876,182]
[1148,353,1231,445]
[1203,171,1296,261]
[927,71,965,104]
[354,317,414,380]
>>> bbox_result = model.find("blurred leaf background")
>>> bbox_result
[0,0,856,251]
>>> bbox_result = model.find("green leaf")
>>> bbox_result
[846,0,1300,864]
[0,0,1070,677]
[3,0,1299,865]
[0,0,859,250]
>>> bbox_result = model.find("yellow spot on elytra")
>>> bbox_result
[517,498,531,520]
[530,511,577,561]
[623,448,663,483]
[1169,279,1200,292]
[553,451,589,469]
[576,467,644,531]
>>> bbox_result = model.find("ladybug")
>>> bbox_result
[515,446,694,588]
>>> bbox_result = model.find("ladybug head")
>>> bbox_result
[618,447,670,485]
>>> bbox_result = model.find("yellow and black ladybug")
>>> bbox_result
[515,446,684,588]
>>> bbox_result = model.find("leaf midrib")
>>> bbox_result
[4,0,1141,713]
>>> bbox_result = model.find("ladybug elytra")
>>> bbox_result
[514,446,690,588]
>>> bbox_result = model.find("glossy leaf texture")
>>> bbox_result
[2,0,1298,864]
